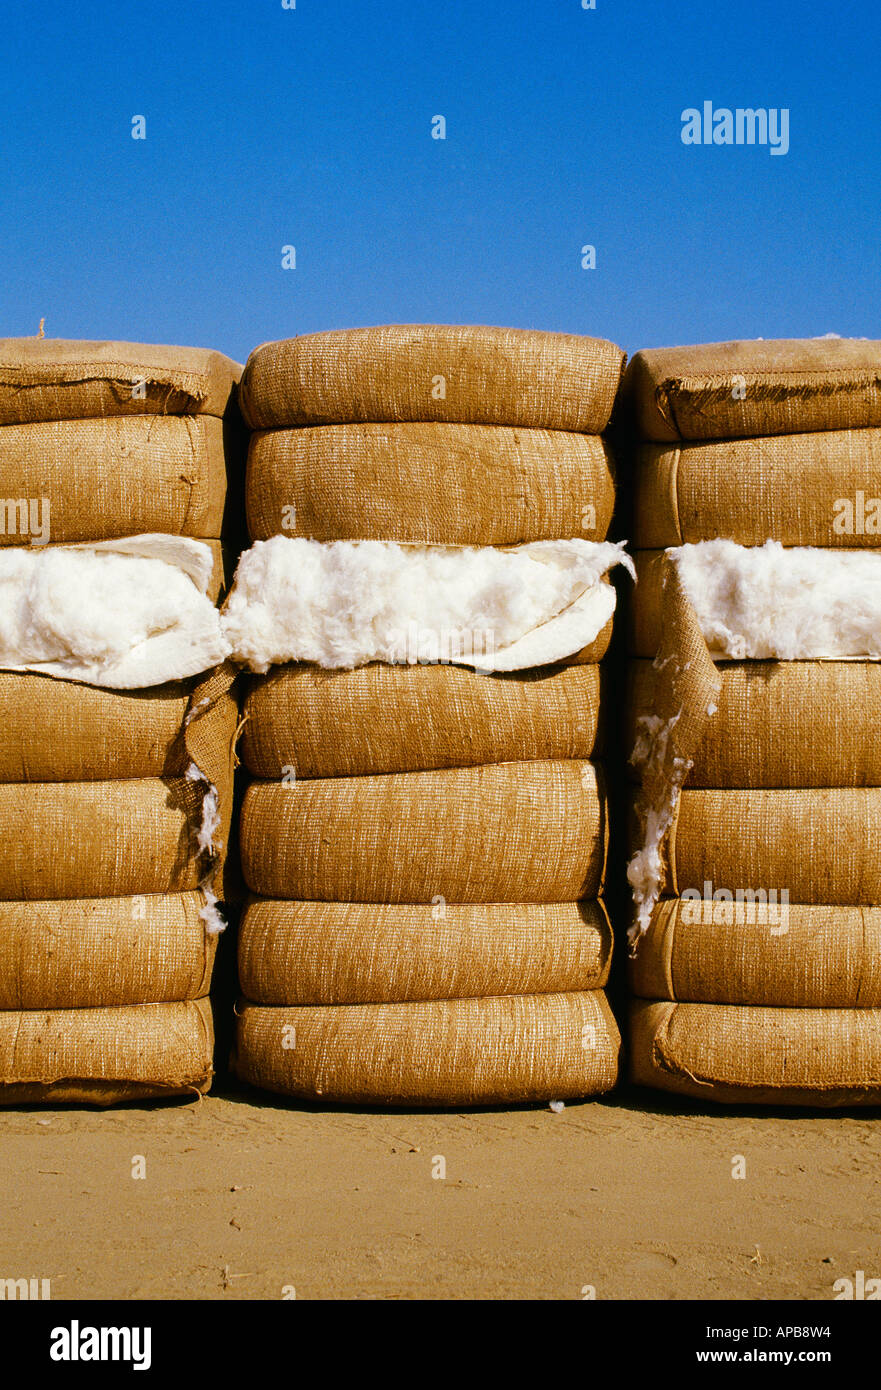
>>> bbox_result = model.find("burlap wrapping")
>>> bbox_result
[628,550,666,658]
[0,779,209,899]
[0,665,234,782]
[0,338,241,423]
[246,423,616,544]
[171,660,239,824]
[0,659,237,859]
[197,538,229,601]
[0,661,237,899]
[623,338,881,442]
[233,991,621,1106]
[633,431,881,548]
[239,325,625,432]
[238,898,612,1005]
[631,999,881,1106]
[0,415,240,544]
[0,893,216,1009]
[627,560,881,938]
[241,760,607,903]
[628,659,881,788]
[626,557,721,939]
[658,787,881,904]
[0,675,190,781]
[631,548,737,660]
[242,663,604,779]
[177,656,240,895]
[0,997,214,1105]
[176,660,241,906]
[631,900,881,1007]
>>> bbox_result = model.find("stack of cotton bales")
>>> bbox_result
[226,324,628,1106]
[0,338,242,1104]
[624,337,881,1105]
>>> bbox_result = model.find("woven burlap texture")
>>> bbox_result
[242,662,604,779]
[633,430,881,548]
[241,759,607,902]
[238,898,612,1005]
[631,900,881,1007]
[623,338,881,441]
[0,338,241,423]
[0,997,214,1104]
[0,893,216,1009]
[239,325,625,432]
[628,659,881,788]
[631,999,881,1105]
[0,415,234,544]
[234,991,621,1106]
[246,422,615,545]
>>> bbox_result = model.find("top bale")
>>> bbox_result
[239,324,625,432]
[623,337,881,441]
[0,338,242,423]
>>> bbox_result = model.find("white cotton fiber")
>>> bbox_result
[221,536,633,673]
[673,539,881,659]
[198,886,226,936]
[626,709,694,946]
[185,761,222,857]
[74,534,219,592]
[0,536,230,688]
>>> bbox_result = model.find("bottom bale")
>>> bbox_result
[233,991,621,1106]
[0,997,214,1106]
[631,999,881,1107]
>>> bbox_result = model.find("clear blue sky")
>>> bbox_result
[3,0,879,364]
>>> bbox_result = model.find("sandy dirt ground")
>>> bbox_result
[3,1080,879,1301]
